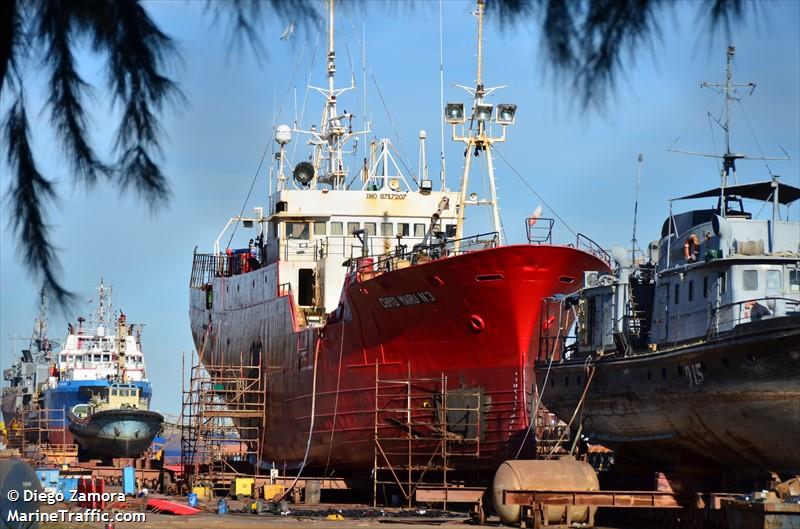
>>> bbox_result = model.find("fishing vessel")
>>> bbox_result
[535,47,800,484]
[43,279,162,458]
[188,0,609,474]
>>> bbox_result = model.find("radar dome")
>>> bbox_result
[275,124,292,145]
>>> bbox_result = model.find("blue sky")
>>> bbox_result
[2,0,799,414]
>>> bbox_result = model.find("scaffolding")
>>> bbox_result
[181,349,266,491]
[373,363,481,508]
[6,405,78,465]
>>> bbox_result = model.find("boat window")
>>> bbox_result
[674,283,680,305]
[364,222,376,236]
[398,223,410,236]
[790,270,800,292]
[414,223,426,237]
[766,270,781,291]
[381,222,393,236]
[347,222,360,235]
[93,354,101,362]
[60,355,67,363]
[703,276,708,298]
[718,271,727,294]
[286,221,309,240]
[743,269,758,291]
[102,354,110,362]
[84,354,92,362]
[331,222,343,235]
[111,389,117,396]
[313,221,326,236]
[688,280,694,302]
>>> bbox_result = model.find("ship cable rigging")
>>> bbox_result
[323,323,347,477]
[491,145,577,237]
[343,13,419,185]
[227,30,320,249]
[513,295,567,459]
[547,358,597,458]
[280,334,322,501]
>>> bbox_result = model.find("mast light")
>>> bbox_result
[475,103,493,122]
[496,104,517,125]
[445,103,465,124]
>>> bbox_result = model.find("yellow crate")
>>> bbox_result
[230,477,255,498]
[192,485,211,500]
[262,484,285,500]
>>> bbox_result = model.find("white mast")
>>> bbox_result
[293,0,367,191]
[447,0,516,250]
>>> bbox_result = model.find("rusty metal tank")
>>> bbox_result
[492,458,600,525]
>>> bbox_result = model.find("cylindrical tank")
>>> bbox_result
[1,458,42,529]
[492,458,599,526]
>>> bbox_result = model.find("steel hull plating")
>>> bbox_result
[68,409,163,458]
[190,245,608,471]
[537,316,800,475]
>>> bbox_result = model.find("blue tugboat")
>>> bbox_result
[41,279,162,458]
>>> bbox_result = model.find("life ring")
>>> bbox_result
[684,234,699,262]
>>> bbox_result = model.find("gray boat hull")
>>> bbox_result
[537,316,800,476]
[68,408,163,459]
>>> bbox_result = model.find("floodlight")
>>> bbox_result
[419,179,433,192]
[474,104,493,122]
[445,103,465,124]
[496,104,517,125]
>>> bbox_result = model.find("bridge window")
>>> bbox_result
[688,280,694,302]
[347,222,360,235]
[398,223,410,236]
[703,276,708,298]
[414,223,425,237]
[743,269,758,291]
[381,222,393,236]
[364,222,376,236]
[766,270,781,291]
[286,222,309,240]
[331,222,343,235]
[674,283,680,305]
[313,221,326,235]
[719,272,727,294]
[790,270,800,292]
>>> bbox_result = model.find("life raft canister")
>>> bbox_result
[684,234,700,262]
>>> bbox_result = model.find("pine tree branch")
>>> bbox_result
[3,96,73,307]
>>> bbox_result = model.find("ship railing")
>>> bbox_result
[351,231,500,274]
[278,282,292,297]
[190,249,267,287]
[707,295,800,339]
[526,217,554,244]
[574,233,612,267]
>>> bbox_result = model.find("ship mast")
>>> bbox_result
[290,0,367,191]
[30,286,50,361]
[447,0,516,250]
[701,46,756,216]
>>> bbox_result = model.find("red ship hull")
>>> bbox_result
[190,244,609,472]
